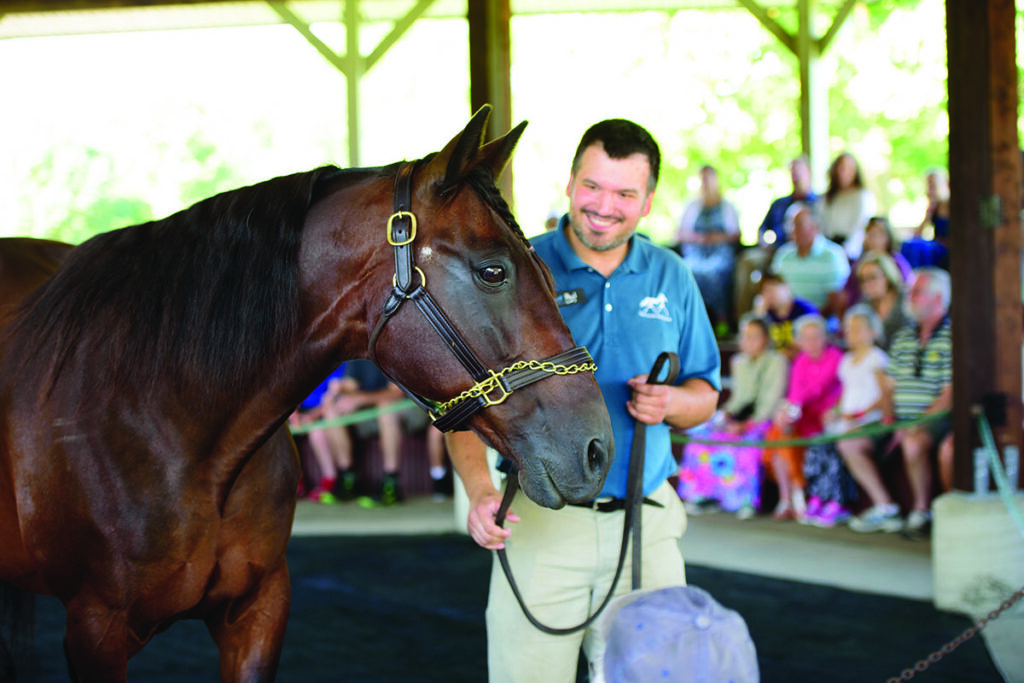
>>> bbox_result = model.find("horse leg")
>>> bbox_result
[205,562,291,683]
[62,599,129,683]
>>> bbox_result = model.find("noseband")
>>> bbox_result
[367,161,597,433]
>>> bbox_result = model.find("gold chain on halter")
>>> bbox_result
[437,359,598,415]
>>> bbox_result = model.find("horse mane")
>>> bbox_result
[463,165,528,247]
[7,157,526,405]
[9,165,366,402]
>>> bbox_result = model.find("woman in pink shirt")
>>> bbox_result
[763,314,843,520]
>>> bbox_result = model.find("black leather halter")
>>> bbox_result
[367,161,596,433]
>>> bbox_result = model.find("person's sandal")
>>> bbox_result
[772,500,795,520]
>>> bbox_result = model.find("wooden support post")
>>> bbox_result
[467,0,513,200]
[270,0,436,167]
[344,0,362,167]
[796,0,828,186]
[946,0,1023,490]
[737,0,853,189]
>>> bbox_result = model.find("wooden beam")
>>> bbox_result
[947,0,1023,490]
[365,0,436,71]
[267,1,347,76]
[734,0,796,55]
[0,0,244,11]
[818,0,856,53]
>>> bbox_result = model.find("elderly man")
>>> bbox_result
[839,267,952,534]
[769,203,850,319]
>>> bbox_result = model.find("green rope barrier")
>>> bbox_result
[289,398,419,434]
[670,410,951,449]
[974,410,1024,539]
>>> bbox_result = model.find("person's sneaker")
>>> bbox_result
[309,489,338,505]
[379,473,403,506]
[798,495,823,525]
[684,497,718,515]
[735,504,756,521]
[904,509,932,534]
[811,501,852,528]
[358,472,404,509]
[337,469,358,502]
[849,504,903,533]
[431,476,448,502]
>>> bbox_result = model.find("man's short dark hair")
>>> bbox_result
[571,119,661,194]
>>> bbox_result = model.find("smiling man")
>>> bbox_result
[447,119,721,683]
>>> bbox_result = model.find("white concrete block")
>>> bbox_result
[932,491,1024,617]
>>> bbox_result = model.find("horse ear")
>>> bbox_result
[427,105,493,192]
[478,119,528,180]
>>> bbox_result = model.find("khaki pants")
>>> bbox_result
[484,480,687,683]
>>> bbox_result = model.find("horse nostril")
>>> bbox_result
[586,438,606,474]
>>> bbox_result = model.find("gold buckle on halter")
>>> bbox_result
[481,370,512,407]
[386,211,418,246]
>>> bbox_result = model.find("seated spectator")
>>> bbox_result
[288,365,349,502]
[770,203,851,321]
[803,305,887,527]
[863,216,913,280]
[425,424,450,501]
[734,155,818,317]
[853,253,911,352]
[915,167,950,246]
[820,152,876,259]
[678,314,788,519]
[753,271,819,359]
[843,216,913,307]
[673,164,741,336]
[324,360,412,507]
[840,268,952,534]
[762,314,842,521]
[902,169,950,270]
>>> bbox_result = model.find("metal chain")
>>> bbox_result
[887,584,1024,681]
[437,359,597,414]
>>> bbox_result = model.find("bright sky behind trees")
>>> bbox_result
[0,0,969,245]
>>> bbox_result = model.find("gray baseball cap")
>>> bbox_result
[588,585,759,683]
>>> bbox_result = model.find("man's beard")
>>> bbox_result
[569,214,631,253]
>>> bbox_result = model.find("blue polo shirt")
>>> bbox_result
[532,220,721,498]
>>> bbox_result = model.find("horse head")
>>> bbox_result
[362,107,614,508]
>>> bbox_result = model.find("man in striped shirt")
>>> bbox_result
[840,267,952,534]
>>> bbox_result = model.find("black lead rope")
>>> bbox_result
[493,351,680,635]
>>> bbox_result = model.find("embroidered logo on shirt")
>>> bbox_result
[638,293,672,322]
[555,288,586,307]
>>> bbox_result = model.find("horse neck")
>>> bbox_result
[252,180,390,425]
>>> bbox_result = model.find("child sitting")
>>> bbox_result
[679,315,788,519]
[802,304,887,526]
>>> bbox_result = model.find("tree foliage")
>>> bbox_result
[2,1,954,248]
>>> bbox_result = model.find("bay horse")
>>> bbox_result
[0,237,298,683]
[0,106,613,682]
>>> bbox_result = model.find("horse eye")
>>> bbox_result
[480,265,507,284]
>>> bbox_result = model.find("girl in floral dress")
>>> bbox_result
[678,315,787,518]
